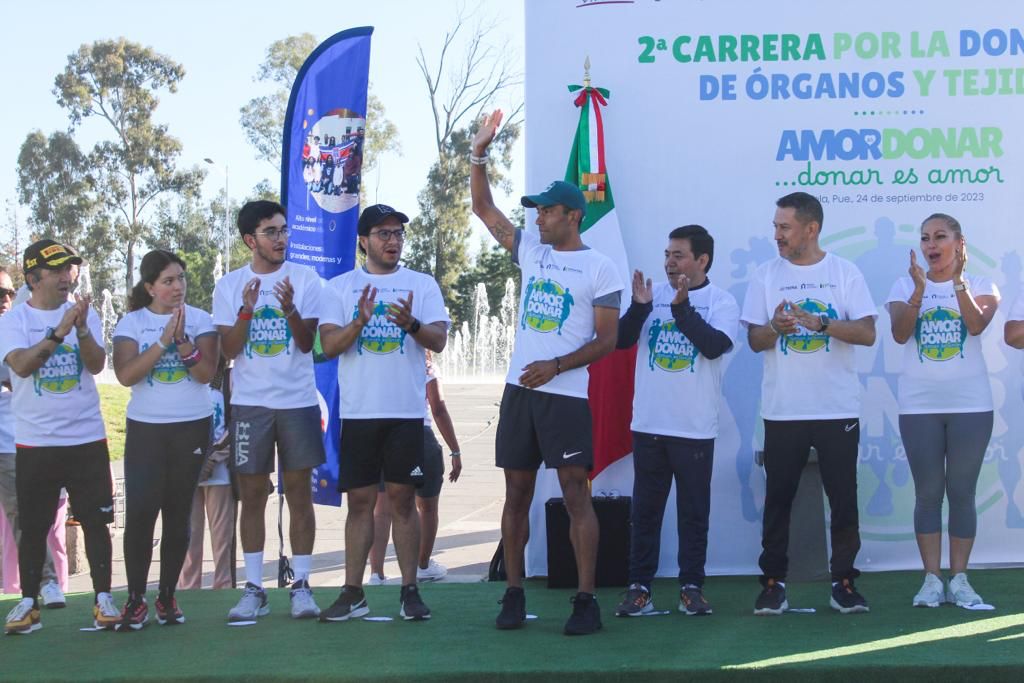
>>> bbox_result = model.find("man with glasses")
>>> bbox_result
[317,204,449,623]
[212,200,325,622]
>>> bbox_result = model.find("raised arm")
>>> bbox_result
[470,109,517,253]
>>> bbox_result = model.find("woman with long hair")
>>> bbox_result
[112,249,219,629]
[886,213,999,608]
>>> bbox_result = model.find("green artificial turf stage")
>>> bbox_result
[3,571,1024,682]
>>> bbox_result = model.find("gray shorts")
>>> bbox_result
[231,405,326,475]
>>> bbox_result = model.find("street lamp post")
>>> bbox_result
[203,158,231,272]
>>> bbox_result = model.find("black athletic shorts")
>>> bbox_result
[339,418,424,492]
[495,384,593,470]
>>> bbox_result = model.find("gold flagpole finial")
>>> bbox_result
[583,56,591,88]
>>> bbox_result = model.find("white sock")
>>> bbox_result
[244,552,264,588]
[292,555,312,583]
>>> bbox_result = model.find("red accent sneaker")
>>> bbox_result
[155,596,185,625]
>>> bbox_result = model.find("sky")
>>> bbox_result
[0,0,526,253]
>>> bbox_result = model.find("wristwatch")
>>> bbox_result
[44,328,64,344]
[818,315,831,333]
[953,281,969,292]
[407,318,422,334]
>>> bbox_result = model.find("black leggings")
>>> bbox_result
[123,417,209,596]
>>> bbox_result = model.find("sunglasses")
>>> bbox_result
[0,287,15,299]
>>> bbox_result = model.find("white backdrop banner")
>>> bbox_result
[523,0,1024,577]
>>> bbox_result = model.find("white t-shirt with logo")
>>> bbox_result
[0,364,14,453]
[885,274,998,414]
[508,230,623,399]
[212,262,323,409]
[321,266,450,419]
[112,305,217,423]
[741,253,877,421]
[631,283,740,439]
[0,302,106,447]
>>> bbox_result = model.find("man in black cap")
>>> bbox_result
[0,240,120,634]
[471,111,623,636]
[318,204,449,623]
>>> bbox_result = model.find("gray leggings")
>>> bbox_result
[899,411,993,538]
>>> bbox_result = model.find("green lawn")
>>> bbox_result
[98,383,130,461]
[2,572,1024,681]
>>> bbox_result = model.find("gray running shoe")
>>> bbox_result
[228,582,270,622]
[912,573,944,608]
[290,579,320,619]
[946,573,983,607]
[400,584,431,621]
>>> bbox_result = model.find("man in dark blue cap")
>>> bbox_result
[470,110,623,636]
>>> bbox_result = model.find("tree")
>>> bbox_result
[239,34,401,185]
[53,39,204,293]
[14,130,121,298]
[404,8,522,311]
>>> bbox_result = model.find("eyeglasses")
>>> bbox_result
[370,228,405,242]
[256,227,289,240]
[0,288,14,299]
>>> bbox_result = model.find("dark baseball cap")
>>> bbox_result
[23,239,83,274]
[521,180,587,215]
[358,204,410,235]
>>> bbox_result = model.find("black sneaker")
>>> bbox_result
[319,586,369,622]
[830,578,869,614]
[753,579,788,616]
[615,583,653,617]
[679,584,712,616]
[495,587,526,630]
[564,592,602,636]
[399,584,431,621]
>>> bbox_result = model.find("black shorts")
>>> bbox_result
[16,439,114,532]
[339,418,424,492]
[495,384,593,470]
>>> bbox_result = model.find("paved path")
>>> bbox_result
[63,382,507,593]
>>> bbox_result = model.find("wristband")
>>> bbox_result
[238,306,253,321]
[555,357,561,375]
[76,327,91,340]
[181,347,202,368]
[768,320,782,336]
[907,298,922,308]
[470,153,489,166]
[283,306,298,319]
[953,281,969,293]
[156,339,169,351]
[449,451,461,458]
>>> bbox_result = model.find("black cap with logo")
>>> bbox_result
[23,239,83,274]
[358,204,410,236]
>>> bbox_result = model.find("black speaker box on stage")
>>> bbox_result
[545,496,631,589]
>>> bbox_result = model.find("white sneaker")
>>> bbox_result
[40,581,66,609]
[416,559,448,582]
[366,573,387,586]
[947,572,983,607]
[912,573,944,608]
[289,579,320,619]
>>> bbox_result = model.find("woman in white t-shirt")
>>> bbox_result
[111,250,219,630]
[886,213,999,610]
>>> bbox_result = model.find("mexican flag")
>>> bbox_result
[569,82,636,486]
